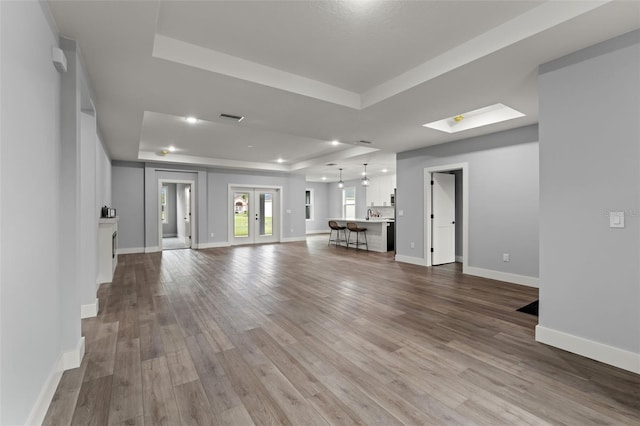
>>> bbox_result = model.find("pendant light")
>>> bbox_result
[337,168,344,188]
[361,163,370,187]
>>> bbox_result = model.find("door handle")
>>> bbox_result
[452,221,455,224]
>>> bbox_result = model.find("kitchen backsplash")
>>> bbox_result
[368,206,395,218]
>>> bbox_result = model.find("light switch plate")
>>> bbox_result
[609,211,625,228]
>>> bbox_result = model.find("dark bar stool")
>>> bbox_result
[328,220,347,247]
[346,222,368,251]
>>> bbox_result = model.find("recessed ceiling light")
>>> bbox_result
[247,145,253,148]
[185,116,198,124]
[423,103,525,133]
[168,146,176,152]
[321,177,327,181]
[277,158,284,163]
[382,169,388,173]
[331,140,340,146]
[361,172,366,176]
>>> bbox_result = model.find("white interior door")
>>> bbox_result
[230,187,279,245]
[432,172,456,265]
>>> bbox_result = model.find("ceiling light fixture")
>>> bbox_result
[168,146,176,152]
[331,140,340,146]
[423,103,525,133]
[185,116,198,124]
[160,149,169,156]
[338,168,344,189]
[277,158,284,163]
[361,163,370,187]
[382,169,388,173]
[322,176,327,181]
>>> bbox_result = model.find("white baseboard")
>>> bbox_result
[281,237,307,243]
[26,336,85,425]
[306,230,330,235]
[80,298,99,319]
[455,255,463,263]
[63,336,85,370]
[465,266,539,288]
[395,254,428,266]
[536,325,640,374]
[117,247,145,255]
[144,246,161,253]
[196,241,231,249]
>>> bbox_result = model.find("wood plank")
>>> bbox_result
[173,379,216,426]
[70,375,113,426]
[108,338,143,425]
[141,357,181,425]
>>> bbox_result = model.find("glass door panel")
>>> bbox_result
[233,191,250,238]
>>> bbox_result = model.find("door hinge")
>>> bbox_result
[430,180,434,185]
[430,214,434,219]
[430,248,434,253]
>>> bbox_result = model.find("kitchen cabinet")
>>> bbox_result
[366,174,396,207]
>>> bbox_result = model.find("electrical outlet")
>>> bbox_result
[410,242,415,249]
[290,228,294,233]
[503,253,510,262]
[210,232,214,237]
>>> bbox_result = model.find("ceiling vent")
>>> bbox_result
[219,113,244,122]
[357,140,373,145]
[326,163,337,166]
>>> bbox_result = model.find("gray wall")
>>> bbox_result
[112,163,307,249]
[396,125,539,278]
[162,183,178,237]
[112,162,145,250]
[538,30,640,354]
[305,181,330,233]
[96,135,111,208]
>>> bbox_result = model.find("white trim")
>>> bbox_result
[63,336,85,370]
[306,230,330,235]
[162,233,178,238]
[80,298,99,319]
[281,237,307,243]
[25,355,64,426]
[196,241,232,249]
[424,163,469,274]
[465,266,538,288]
[145,246,161,253]
[536,325,640,374]
[395,254,428,266]
[455,255,463,263]
[117,247,145,255]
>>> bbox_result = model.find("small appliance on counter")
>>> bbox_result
[101,205,117,218]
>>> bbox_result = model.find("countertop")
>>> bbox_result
[329,218,394,223]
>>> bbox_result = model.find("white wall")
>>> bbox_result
[1,2,65,424]
[537,29,640,371]
[396,125,539,279]
[80,111,97,307]
[96,134,111,209]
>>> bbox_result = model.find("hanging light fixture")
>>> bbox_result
[337,168,344,188]
[361,163,370,186]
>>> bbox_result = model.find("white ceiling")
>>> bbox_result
[48,0,640,182]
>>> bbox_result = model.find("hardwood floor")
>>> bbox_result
[44,235,640,425]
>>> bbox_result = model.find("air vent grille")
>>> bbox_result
[219,113,244,122]
[326,163,337,166]
[358,140,373,145]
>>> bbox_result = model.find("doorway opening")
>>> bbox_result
[159,179,195,251]
[424,163,468,272]
[229,186,281,245]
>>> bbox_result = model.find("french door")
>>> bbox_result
[230,187,280,245]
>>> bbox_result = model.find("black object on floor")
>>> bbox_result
[517,300,539,316]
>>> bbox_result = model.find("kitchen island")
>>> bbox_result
[328,218,394,252]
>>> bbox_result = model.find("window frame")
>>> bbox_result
[305,189,313,221]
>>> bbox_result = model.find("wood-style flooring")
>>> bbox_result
[44,235,640,425]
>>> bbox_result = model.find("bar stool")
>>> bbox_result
[346,222,368,251]
[328,220,347,247]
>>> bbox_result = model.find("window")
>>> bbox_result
[343,187,356,219]
[305,189,313,220]
[161,186,168,223]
